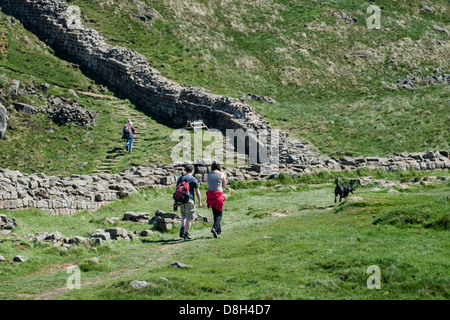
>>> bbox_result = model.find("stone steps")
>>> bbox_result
[93,101,150,173]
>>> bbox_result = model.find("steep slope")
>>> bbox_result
[69,0,449,157]
[0,11,177,175]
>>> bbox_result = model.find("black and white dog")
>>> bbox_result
[334,177,355,203]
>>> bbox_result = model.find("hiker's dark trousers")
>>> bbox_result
[212,206,222,235]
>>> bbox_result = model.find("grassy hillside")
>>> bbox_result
[1,1,449,174]
[69,0,450,157]
[0,177,448,299]
[0,12,182,175]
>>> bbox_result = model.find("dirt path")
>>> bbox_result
[33,243,179,300]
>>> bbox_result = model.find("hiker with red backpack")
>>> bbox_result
[173,164,202,240]
[122,119,137,153]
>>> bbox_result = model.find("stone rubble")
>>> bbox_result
[150,210,181,232]
[47,95,98,126]
[397,73,450,90]
[0,213,16,230]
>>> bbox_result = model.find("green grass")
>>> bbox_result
[0,178,448,300]
[0,12,91,89]
[0,91,180,175]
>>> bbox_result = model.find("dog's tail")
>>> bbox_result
[335,177,339,186]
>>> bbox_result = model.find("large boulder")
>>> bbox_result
[104,227,129,240]
[91,232,111,241]
[14,103,39,115]
[123,211,149,222]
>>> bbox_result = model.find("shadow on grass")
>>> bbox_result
[141,236,211,245]
[107,147,124,154]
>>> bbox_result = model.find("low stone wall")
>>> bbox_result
[0,149,448,215]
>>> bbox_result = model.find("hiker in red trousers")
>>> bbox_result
[206,161,227,238]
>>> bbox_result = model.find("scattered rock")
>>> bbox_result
[45,231,64,241]
[139,230,154,237]
[13,255,27,263]
[152,210,181,232]
[9,80,20,96]
[14,103,39,115]
[129,280,152,290]
[196,214,211,223]
[171,261,192,269]
[67,89,79,98]
[89,257,100,264]
[396,73,450,90]
[0,255,6,261]
[91,232,111,241]
[123,211,150,222]
[71,236,88,244]
[433,25,449,36]
[338,10,358,23]
[104,227,129,240]
[0,214,16,230]
[240,92,277,104]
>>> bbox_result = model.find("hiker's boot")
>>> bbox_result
[179,229,185,239]
[184,232,194,240]
[211,228,218,238]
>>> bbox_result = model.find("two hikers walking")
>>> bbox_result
[173,162,227,240]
